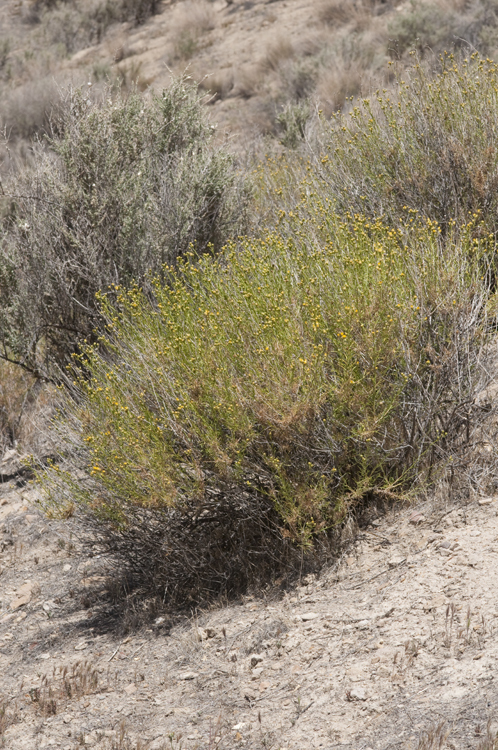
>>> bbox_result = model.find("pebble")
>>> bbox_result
[301,612,319,622]
[349,686,368,701]
[10,581,32,610]
[179,672,198,681]
[250,653,264,667]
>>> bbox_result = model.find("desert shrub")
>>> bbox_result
[0,76,248,378]
[387,2,461,57]
[387,0,498,59]
[310,54,498,235]
[41,206,498,604]
[34,0,158,38]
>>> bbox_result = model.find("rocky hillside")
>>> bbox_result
[3,0,498,157]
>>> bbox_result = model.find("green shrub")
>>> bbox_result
[310,54,498,235]
[41,206,497,605]
[0,76,248,378]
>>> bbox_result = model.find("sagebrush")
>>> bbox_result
[0,75,248,378]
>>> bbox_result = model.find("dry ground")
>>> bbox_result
[1,474,497,750]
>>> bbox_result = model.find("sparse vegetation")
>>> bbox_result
[28,661,102,716]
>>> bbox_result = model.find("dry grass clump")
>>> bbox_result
[0,76,64,140]
[478,722,498,750]
[28,661,101,716]
[316,58,366,114]
[416,722,450,750]
[198,69,234,102]
[261,37,296,73]
[169,0,217,61]
[318,0,390,31]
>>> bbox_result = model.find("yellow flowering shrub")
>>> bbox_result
[41,204,496,605]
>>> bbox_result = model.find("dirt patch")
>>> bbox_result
[1,477,497,749]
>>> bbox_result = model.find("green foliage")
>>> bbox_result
[311,54,498,235]
[42,202,496,602]
[0,76,248,377]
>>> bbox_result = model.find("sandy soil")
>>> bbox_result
[1,475,497,750]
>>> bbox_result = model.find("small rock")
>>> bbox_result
[348,687,368,701]
[409,512,426,524]
[251,667,264,679]
[388,556,406,568]
[424,595,446,611]
[124,683,136,695]
[63,564,72,572]
[478,496,494,505]
[259,681,270,692]
[250,653,263,668]
[74,641,88,651]
[356,619,371,630]
[242,687,257,701]
[301,612,319,622]
[11,594,31,610]
[197,626,216,640]
[11,581,32,610]
[232,723,246,731]
[0,449,31,480]
[179,672,198,681]
[40,653,50,660]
